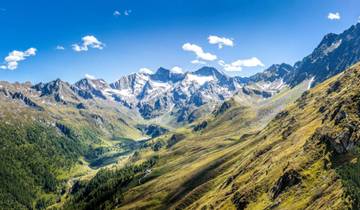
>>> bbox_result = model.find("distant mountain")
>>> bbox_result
[106,66,281,123]
[22,65,276,126]
[250,63,293,83]
[109,67,243,122]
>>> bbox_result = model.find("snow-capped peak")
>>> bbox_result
[139,68,154,75]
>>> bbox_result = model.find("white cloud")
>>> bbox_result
[208,35,234,49]
[113,10,121,16]
[182,43,217,61]
[328,12,341,20]
[56,45,65,50]
[1,48,37,70]
[191,60,206,65]
[218,57,264,72]
[358,16,360,23]
[114,10,131,17]
[72,35,105,52]
[124,10,132,16]
[170,66,184,74]
[85,74,96,80]
[139,67,153,74]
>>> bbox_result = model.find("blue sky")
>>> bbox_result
[0,0,359,83]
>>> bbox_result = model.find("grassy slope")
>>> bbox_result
[64,76,313,209]
[71,63,360,210]
[173,63,360,210]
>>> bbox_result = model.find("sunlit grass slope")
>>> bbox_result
[64,73,316,209]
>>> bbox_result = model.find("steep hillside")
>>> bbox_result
[63,74,312,209]
[66,62,360,210]
[0,99,86,209]
[0,81,146,209]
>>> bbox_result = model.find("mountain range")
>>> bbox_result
[4,23,359,129]
[1,23,360,210]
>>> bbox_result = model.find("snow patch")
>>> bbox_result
[139,68,153,75]
[307,76,315,90]
[254,79,286,91]
[150,81,172,89]
[104,88,131,97]
[186,74,214,85]
[170,66,184,74]
[324,39,342,55]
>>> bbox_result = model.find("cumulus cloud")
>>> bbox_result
[328,12,341,20]
[85,74,96,80]
[182,43,217,61]
[208,35,234,49]
[139,67,153,74]
[124,10,132,16]
[114,10,131,17]
[218,57,264,72]
[56,45,65,50]
[113,10,121,16]
[72,35,105,52]
[191,60,206,65]
[0,48,37,70]
[170,66,184,74]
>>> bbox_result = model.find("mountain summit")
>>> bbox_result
[249,23,360,88]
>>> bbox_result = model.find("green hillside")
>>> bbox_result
[64,63,360,209]
[0,84,146,209]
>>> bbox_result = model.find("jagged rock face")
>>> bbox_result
[271,170,301,199]
[11,92,43,110]
[149,67,185,83]
[167,134,186,148]
[108,67,260,123]
[32,79,65,96]
[311,65,360,155]
[0,83,44,110]
[73,78,108,100]
[247,23,360,89]
[76,103,87,109]
[136,124,168,138]
[232,192,249,210]
[289,23,360,86]
[213,101,232,116]
[250,63,293,83]
[32,79,77,104]
[110,72,150,96]
[193,121,208,132]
